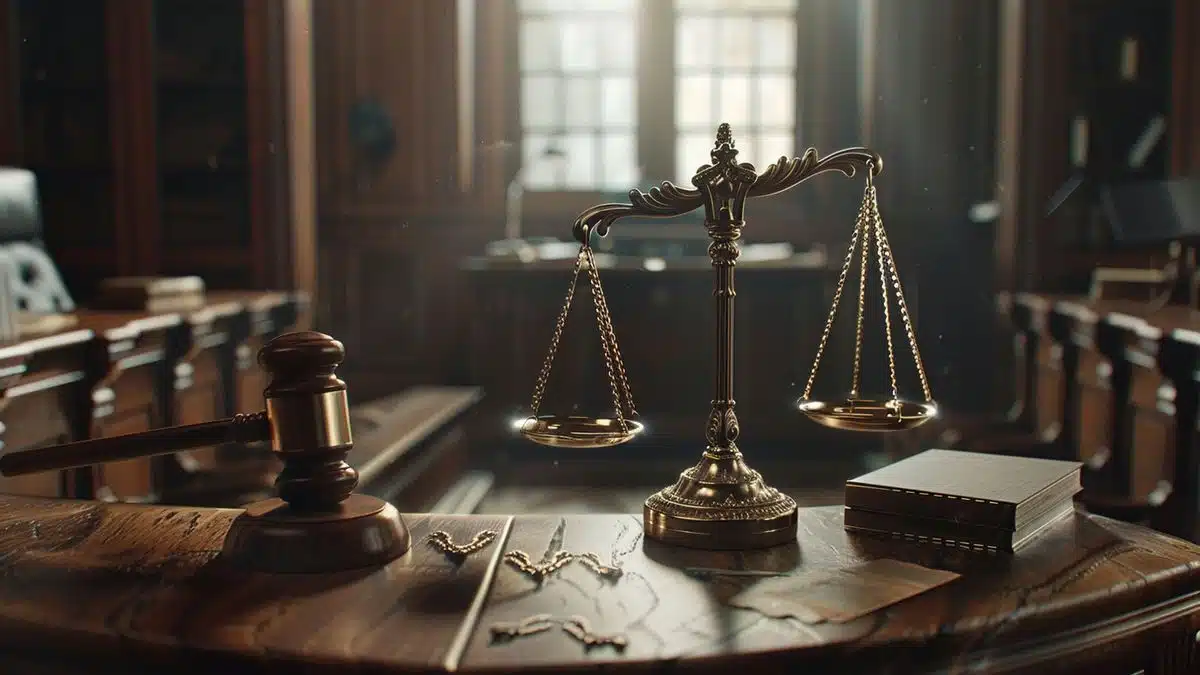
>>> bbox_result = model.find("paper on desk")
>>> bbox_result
[728,559,959,624]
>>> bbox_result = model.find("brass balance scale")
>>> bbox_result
[517,123,937,551]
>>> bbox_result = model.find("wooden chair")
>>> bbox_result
[1082,313,1200,541]
[1076,312,1173,523]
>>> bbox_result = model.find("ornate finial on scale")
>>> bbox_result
[515,123,934,551]
[0,331,411,574]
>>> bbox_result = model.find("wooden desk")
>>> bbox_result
[0,497,1196,674]
[0,328,94,498]
[74,310,181,502]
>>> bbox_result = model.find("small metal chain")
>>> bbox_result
[588,258,638,417]
[872,199,934,402]
[426,530,497,559]
[582,247,635,432]
[801,187,869,401]
[850,182,873,398]
[870,184,900,404]
[529,249,585,416]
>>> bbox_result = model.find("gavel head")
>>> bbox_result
[257,331,358,512]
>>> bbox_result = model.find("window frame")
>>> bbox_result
[505,0,802,225]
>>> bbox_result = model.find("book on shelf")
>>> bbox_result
[844,449,1082,553]
[93,276,207,312]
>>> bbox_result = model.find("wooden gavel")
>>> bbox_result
[0,331,411,574]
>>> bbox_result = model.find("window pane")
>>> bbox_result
[757,75,794,127]
[561,20,600,72]
[601,134,637,188]
[520,19,559,71]
[677,133,714,185]
[599,18,636,70]
[523,134,561,188]
[676,17,714,70]
[759,133,794,166]
[563,134,597,188]
[522,76,562,129]
[719,18,755,69]
[717,76,752,128]
[676,75,712,129]
[675,0,798,183]
[741,0,797,9]
[565,78,600,128]
[518,2,638,190]
[757,19,795,68]
[601,77,635,128]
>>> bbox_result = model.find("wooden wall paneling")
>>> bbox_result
[863,0,1000,412]
[245,0,315,295]
[282,0,317,320]
[313,0,496,399]
[474,0,516,214]
[1171,0,1200,175]
[995,0,1073,292]
[794,0,863,233]
[106,0,157,278]
[0,1,18,164]
[314,0,463,219]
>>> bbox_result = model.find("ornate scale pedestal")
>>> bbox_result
[518,123,936,550]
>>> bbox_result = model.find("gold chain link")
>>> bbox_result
[527,242,638,426]
[583,247,637,417]
[529,249,584,416]
[870,184,900,404]
[850,190,872,398]
[872,197,934,402]
[583,247,632,432]
[803,169,933,406]
[801,187,870,401]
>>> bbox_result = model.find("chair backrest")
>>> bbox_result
[0,169,74,314]
[0,168,43,243]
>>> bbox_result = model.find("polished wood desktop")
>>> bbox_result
[0,497,1193,675]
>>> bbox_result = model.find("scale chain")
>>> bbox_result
[801,189,868,401]
[584,247,638,417]
[529,249,585,417]
[872,195,933,402]
[583,247,634,432]
[871,183,901,405]
[851,187,873,398]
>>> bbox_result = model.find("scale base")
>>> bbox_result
[221,494,411,574]
[643,447,799,550]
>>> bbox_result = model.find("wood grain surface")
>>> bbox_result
[0,496,1196,674]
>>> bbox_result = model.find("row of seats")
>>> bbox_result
[929,293,1200,542]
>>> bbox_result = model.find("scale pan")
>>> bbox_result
[797,398,937,432]
[519,415,644,449]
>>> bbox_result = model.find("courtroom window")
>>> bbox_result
[515,0,798,194]
[673,0,798,184]
[518,0,639,190]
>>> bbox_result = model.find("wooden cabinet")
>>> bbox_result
[0,0,315,300]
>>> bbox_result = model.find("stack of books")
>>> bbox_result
[93,276,207,313]
[844,449,1082,553]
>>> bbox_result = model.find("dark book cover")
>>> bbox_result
[845,449,1081,530]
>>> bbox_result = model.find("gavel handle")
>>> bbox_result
[0,412,272,477]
